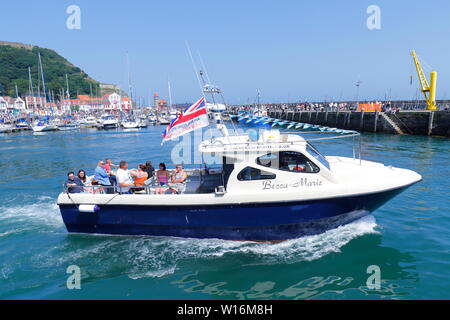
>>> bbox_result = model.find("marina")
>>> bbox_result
[0,124,448,299]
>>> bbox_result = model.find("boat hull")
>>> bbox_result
[100,123,118,129]
[31,125,58,132]
[58,125,80,131]
[58,186,408,241]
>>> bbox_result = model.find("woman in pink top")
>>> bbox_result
[155,163,171,194]
[103,158,118,173]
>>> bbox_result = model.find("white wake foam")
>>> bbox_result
[126,215,379,279]
[0,198,63,229]
[12,206,378,280]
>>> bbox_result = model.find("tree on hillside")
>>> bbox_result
[0,45,100,99]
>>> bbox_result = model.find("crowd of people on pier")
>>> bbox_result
[65,159,188,195]
[231,101,450,114]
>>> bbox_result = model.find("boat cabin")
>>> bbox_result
[197,130,333,195]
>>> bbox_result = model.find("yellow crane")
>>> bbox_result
[411,50,437,111]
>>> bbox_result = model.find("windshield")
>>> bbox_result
[306,143,330,170]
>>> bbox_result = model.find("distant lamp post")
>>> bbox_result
[356,80,362,109]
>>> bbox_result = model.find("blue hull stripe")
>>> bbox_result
[59,186,408,241]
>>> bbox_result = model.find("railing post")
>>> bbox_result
[428,111,435,136]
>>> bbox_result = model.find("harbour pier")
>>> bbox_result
[264,110,450,137]
[231,99,450,138]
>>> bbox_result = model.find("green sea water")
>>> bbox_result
[0,125,449,299]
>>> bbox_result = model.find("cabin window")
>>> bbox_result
[306,143,330,170]
[256,151,320,173]
[237,167,276,181]
[223,157,236,188]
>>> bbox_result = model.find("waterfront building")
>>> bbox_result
[55,93,132,113]
[1,96,27,113]
[153,93,168,110]
[0,96,8,112]
[24,96,47,111]
[13,97,26,111]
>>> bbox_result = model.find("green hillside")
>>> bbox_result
[0,43,99,98]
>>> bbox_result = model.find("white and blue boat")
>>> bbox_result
[98,114,119,129]
[15,119,30,130]
[31,117,59,132]
[57,78,421,241]
[57,126,421,241]
[58,116,80,131]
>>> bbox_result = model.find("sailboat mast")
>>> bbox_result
[36,55,41,107]
[257,89,261,113]
[65,74,70,99]
[28,67,34,96]
[168,79,173,110]
[28,67,36,112]
[126,52,133,110]
[38,52,47,107]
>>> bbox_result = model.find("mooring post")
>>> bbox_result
[428,111,435,136]
[360,110,365,131]
[374,110,378,133]
[309,111,312,123]
[325,110,328,123]
[348,112,352,129]
[315,110,319,124]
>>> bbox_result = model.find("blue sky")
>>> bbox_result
[1,0,449,104]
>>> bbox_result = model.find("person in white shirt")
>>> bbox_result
[116,161,135,194]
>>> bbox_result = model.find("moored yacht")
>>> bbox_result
[0,122,14,133]
[121,119,140,129]
[80,116,98,128]
[31,118,59,132]
[158,113,170,125]
[15,119,30,130]
[148,113,157,124]
[58,122,80,131]
[98,114,119,129]
[138,115,148,128]
[58,117,80,131]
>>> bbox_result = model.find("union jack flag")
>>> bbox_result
[162,97,209,143]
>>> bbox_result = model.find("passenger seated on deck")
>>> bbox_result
[78,170,95,193]
[78,170,92,186]
[145,161,155,179]
[130,164,148,192]
[65,172,84,193]
[155,163,170,194]
[94,160,113,194]
[116,161,135,194]
[104,158,119,172]
[104,158,118,186]
[168,164,188,194]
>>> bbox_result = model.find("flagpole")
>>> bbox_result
[185,41,212,141]
[185,41,207,103]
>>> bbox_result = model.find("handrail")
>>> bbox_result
[200,131,363,166]
[62,184,154,195]
[201,131,360,148]
[390,112,414,134]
